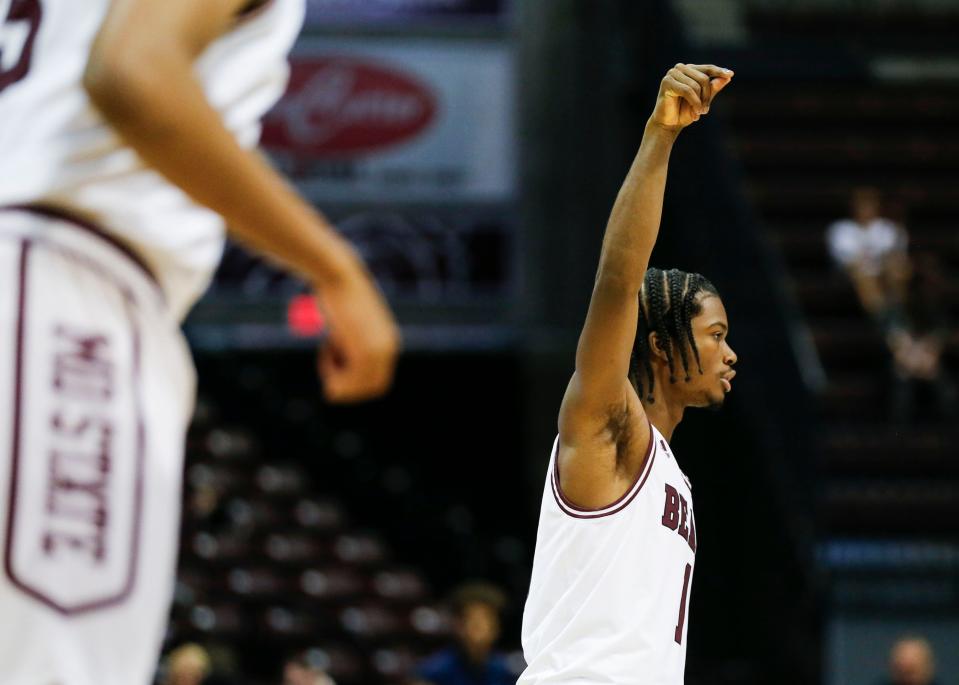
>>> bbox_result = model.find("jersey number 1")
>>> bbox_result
[674,562,692,644]
[0,0,42,94]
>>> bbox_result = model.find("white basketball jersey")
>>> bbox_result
[520,423,698,685]
[0,0,305,320]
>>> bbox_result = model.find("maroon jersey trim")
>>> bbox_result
[551,423,657,519]
[1,204,159,291]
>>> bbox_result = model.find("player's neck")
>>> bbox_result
[642,390,685,442]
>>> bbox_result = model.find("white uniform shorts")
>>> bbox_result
[0,206,196,685]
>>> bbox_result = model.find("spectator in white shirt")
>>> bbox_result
[826,187,911,326]
[828,190,956,421]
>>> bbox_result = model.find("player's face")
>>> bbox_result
[683,295,736,409]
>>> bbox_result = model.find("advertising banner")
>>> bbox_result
[262,38,516,203]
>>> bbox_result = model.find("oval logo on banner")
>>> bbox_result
[263,56,437,157]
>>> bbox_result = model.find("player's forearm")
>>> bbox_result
[84,52,359,287]
[595,121,679,294]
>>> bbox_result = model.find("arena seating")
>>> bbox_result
[167,398,452,684]
[722,69,959,592]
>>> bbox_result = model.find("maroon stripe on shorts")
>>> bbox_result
[1,203,158,288]
[3,240,31,595]
[122,295,147,609]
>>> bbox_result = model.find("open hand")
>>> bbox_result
[650,63,734,131]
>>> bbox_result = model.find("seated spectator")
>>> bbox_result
[413,582,515,685]
[826,190,956,421]
[826,187,910,330]
[161,643,212,685]
[281,653,336,685]
[877,636,939,685]
[889,253,957,422]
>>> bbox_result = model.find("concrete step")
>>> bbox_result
[821,479,959,535]
[819,426,959,478]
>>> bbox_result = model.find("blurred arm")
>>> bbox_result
[83,0,358,285]
[83,0,400,402]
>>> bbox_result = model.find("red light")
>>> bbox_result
[287,294,326,337]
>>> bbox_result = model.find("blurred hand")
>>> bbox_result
[890,331,942,380]
[650,63,733,131]
[315,260,401,403]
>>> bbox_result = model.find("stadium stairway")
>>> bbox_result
[721,77,959,605]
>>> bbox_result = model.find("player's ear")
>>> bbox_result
[648,332,669,362]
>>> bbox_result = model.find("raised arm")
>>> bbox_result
[83,0,399,403]
[557,64,732,506]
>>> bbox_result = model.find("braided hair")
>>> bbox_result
[630,267,719,403]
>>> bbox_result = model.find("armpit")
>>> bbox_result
[603,401,634,467]
[238,0,271,17]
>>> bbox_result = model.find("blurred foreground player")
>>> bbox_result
[519,64,737,684]
[0,1,398,683]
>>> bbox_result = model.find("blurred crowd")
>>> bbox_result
[159,581,516,685]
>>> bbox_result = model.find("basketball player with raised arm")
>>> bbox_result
[0,1,398,683]
[519,64,738,684]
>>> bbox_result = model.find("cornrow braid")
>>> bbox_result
[682,273,707,376]
[645,269,675,384]
[631,267,719,403]
[668,269,692,382]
